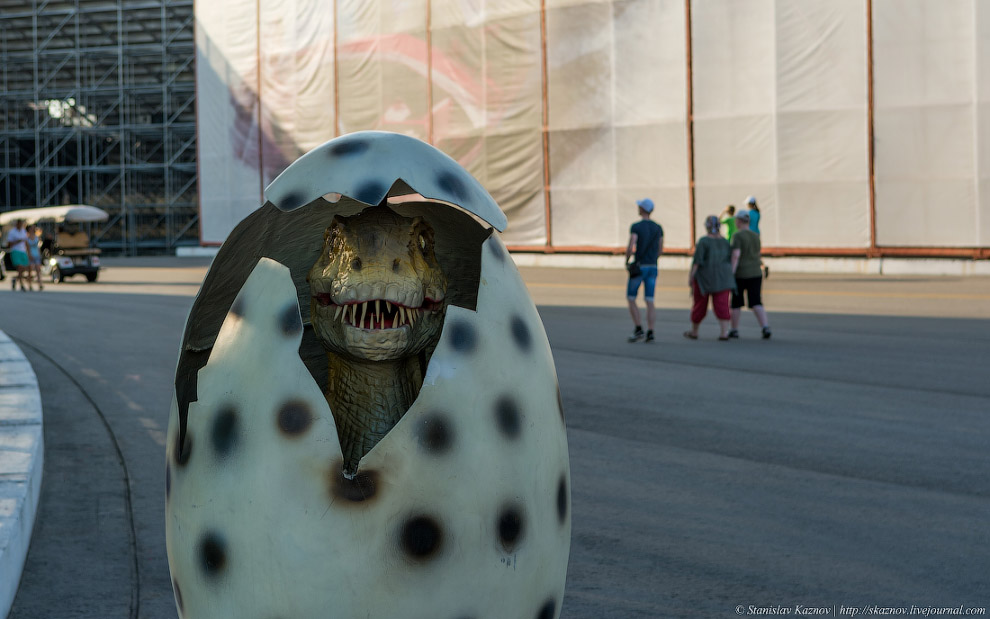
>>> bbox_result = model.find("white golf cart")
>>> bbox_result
[0,205,109,283]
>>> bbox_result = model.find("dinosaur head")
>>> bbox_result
[307,204,447,362]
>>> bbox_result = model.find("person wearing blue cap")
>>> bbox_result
[625,198,664,342]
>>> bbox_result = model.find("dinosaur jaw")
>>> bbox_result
[310,293,445,362]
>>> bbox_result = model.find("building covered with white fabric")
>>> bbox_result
[196,0,990,260]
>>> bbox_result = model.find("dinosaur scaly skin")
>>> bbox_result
[307,204,447,474]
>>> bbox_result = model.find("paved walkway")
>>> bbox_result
[0,257,987,618]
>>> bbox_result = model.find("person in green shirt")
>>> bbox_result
[729,210,771,339]
[719,204,737,242]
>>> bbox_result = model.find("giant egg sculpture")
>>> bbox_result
[165,131,571,618]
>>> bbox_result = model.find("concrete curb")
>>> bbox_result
[0,331,43,619]
[508,253,990,276]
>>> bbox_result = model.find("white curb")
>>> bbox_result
[0,331,43,619]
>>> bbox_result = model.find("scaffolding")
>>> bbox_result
[0,0,197,254]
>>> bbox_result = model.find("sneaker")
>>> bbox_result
[645,330,654,343]
[762,326,772,340]
[728,329,739,339]
[628,327,644,342]
[763,264,770,279]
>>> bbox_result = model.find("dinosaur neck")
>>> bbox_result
[325,353,421,475]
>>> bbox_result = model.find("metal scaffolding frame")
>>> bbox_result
[0,0,197,254]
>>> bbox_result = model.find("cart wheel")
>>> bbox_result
[51,267,64,283]
[86,272,98,283]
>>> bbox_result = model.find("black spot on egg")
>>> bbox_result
[277,400,313,436]
[436,171,469,203]
[511,315,531,351]
[497,504,525,551]
[279,303,302,336]
[199,532,227,577]
[536,598,556,619]
[400,515,443,561]
[174,431,192,467]
[331,463,380,503]
[165,464,171,499]
[353,180,387,205]
[449,320,477,353]
[350,257,363,271]
[495,396,522,439]
[392,258,401,273]
[278,190,307,210]
[329,139,370,157]
[229,296,246,318]
[417,413,452,454]
[211,405,238,458]
[172,579,184,613]
[556,383,565,423]
[557,475,568,524]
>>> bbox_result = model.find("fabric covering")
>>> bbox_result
[195,0,990,252]
[195,0,264,245]
[873,0,990,247]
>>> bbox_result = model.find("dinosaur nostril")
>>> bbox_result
[351,258,362,271]
[392,259,401,273]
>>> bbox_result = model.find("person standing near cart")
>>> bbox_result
[26,224,44,290]
[5,219,32,291]
[625,198,664,343]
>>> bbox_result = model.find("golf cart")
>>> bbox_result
[0,205,109,283]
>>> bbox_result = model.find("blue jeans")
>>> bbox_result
[627,265,658,301]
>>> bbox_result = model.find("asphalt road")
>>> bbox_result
[1,258,988,618]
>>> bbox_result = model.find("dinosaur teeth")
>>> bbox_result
[337,299,422,330]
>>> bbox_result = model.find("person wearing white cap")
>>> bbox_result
[744,195,768,278]
[744,196,761,235]
[625,198,664,342]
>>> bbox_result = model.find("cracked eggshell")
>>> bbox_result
[265,130,507,231]
[165,235,570,619]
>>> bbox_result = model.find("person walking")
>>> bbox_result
[26,224,44,290]
[625,198,664,342]
[684,215,736,341]
[729,210,771,339]
[744,195,768,278]
[719,205,737,242]
[5,218,32,291]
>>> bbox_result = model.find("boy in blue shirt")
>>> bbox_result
[625,199,664,342]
